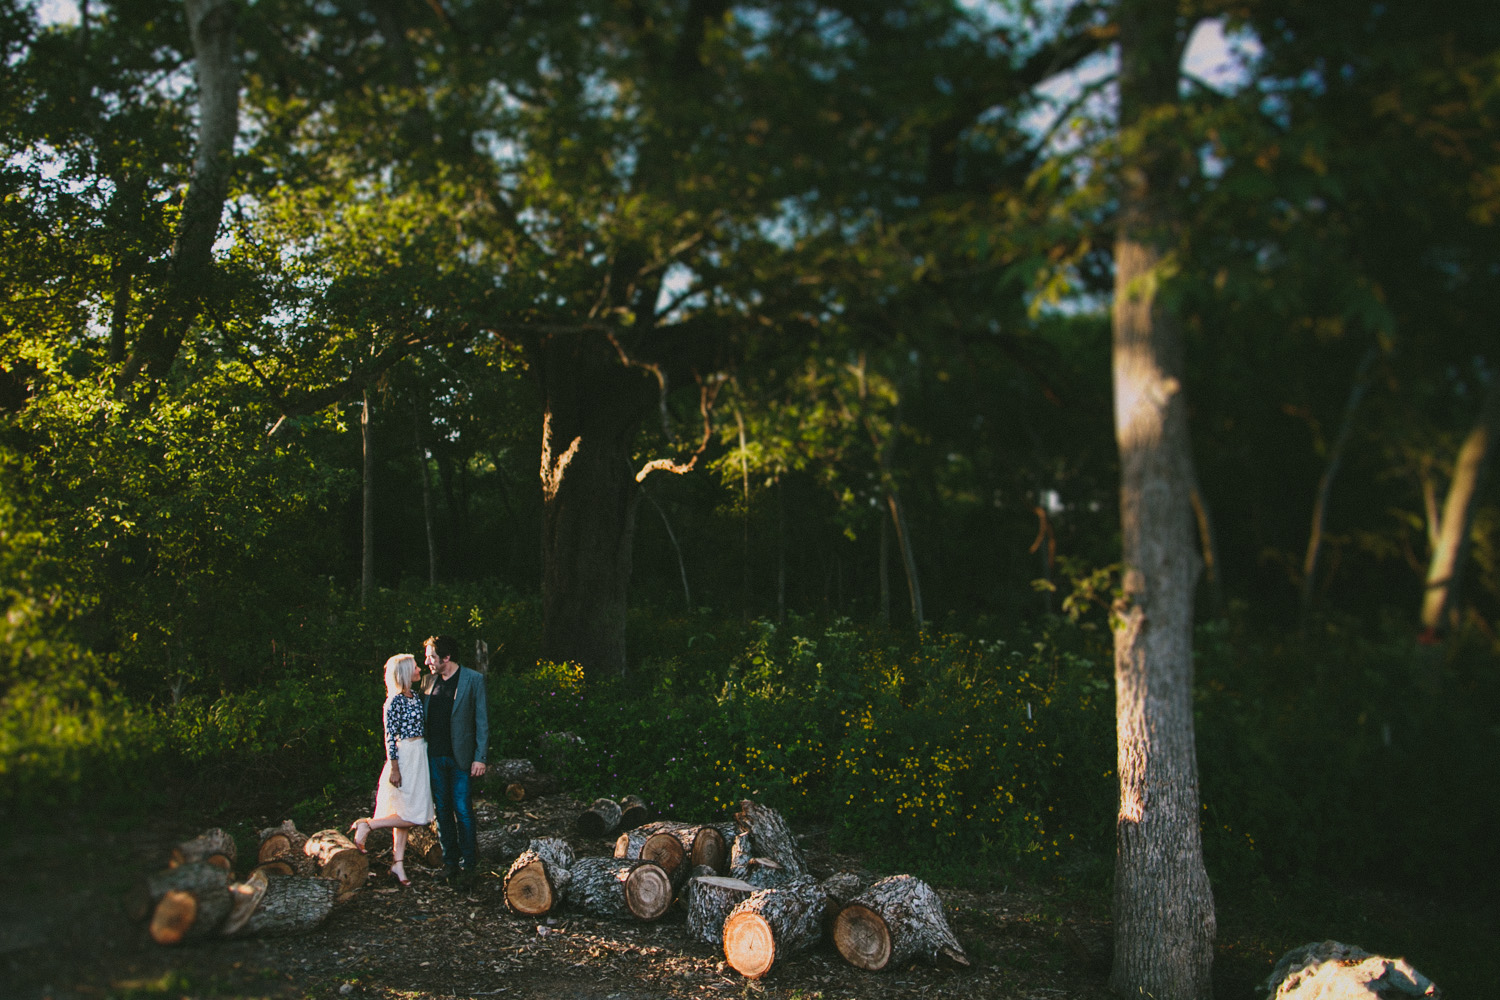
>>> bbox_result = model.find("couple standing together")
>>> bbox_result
[351,634,490,887]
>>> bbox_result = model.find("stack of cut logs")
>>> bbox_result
[503,797,969,979]
[128,822,367,945]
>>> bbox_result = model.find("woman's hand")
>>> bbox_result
[390,763,403,788]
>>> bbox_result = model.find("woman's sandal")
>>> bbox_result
[389,861,411,887]
[348,818,372,853]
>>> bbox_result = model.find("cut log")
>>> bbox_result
[225,873,336,937]
[618,794,649,828]
[169,828,237,871]
[612,825,687,877]
[567,857,673,921]
[256,820,316,875]
[503,837,575,916]
[128,861,231,922]
[820,872,869,909]
[220,870,269,937]
[685,875,756,946]
[302,829,368,902]
[489,758,544,785]
[728,828,754,878]
[505,772,559,802]
[577,797,623,838]
[723,879,831,979]
[614,821,726,874]
[407,822,445,867]
[147,862,234,945]
[734,799,808,877]
[741,858,794,890]
[833,874,969,971]
[251,861,294,878]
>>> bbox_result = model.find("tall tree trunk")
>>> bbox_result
[1421,377,1500,638]
[538,334,655,678]
[361,391,375,605]
[736,407,751,621]
[642,482,692,612]
[118,0,239,388]
[1109,4,1215,998]
[885,490,924,628]
[414,404,438,587]
[878,512,891,625]
[1300,345,1380,615]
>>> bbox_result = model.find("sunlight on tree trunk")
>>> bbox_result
[1421,378,1500,638]
[1109,3,1215,998]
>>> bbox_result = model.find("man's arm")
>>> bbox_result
[470,670,489,778]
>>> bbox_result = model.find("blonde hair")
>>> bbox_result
[384,653,417,698]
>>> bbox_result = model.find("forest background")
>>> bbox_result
[1,0,1497,995]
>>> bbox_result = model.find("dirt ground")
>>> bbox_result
[0,790,1119,1000]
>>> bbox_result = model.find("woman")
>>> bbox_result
[350,653,434,885]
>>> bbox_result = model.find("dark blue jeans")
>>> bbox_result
[428,755,477,872]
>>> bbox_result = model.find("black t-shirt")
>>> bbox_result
[426,670,457,758]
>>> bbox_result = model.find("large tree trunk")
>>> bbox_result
[1421,378,1500,638]
[1108,4,1215,999]
[537,334,656,678]
[118,0,239,387]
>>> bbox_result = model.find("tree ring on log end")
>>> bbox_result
[691,826,727,871]
[624,862,672,920]
[641,833,687,875]
[150,889,197,946]
[834,903,892,970]
[505,861,554,915]
[723,910,776,979]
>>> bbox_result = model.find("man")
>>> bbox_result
[421,634,488,884]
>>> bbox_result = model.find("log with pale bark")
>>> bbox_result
[577,797,624,838]
[170,828,236,871]
[722,878,831,979]
[503,837,575,916]
[832,874,969,971]
[733,800,808,877]
[489,758,545,785]
[145,863,234,945]
[685,875,756,947]
[256,820,316,875]
[567,857,673,921]
[223,871,337,937]
[618,794,649,829]
[302,829,368,902]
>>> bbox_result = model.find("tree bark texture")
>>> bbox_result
[169,828,236,870]
[1421,379,1500,635]
[150,882,233,945]
[577,797,624,838]
[685,875,756,947]
[722,879,830,979]
[538,333,658,678]
[226,872,336,937]
[566,856,673,921]
[503,837,575,916]
[1109,3,1215,997]
[831,874,968,971]
[733,800,808,877]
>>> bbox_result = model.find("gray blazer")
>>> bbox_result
[422,666,489,770]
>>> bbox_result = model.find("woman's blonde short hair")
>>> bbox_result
[384,653,418,698]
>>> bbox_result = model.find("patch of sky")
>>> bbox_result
[655,262,706,323]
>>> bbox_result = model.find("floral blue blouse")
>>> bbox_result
[384,692,425,763]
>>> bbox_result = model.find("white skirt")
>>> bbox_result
[374,737,436,826]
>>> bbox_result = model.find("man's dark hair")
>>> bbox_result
[425,634,460,663]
